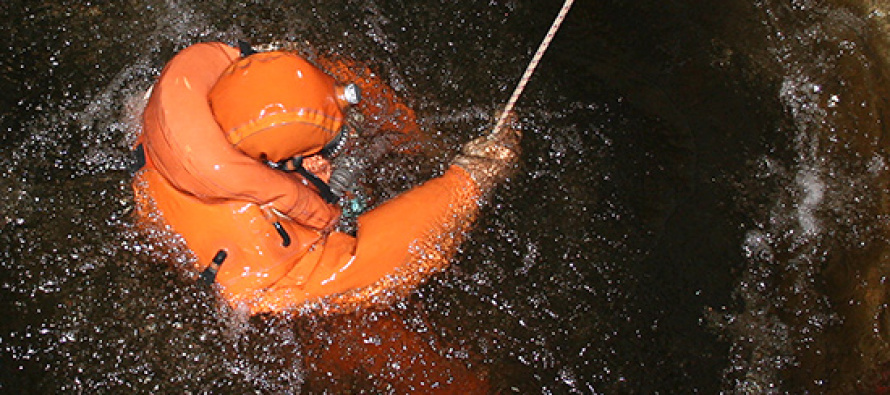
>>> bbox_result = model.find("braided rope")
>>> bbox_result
[491,0,576,135]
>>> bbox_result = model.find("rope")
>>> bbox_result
[491,0,576,136]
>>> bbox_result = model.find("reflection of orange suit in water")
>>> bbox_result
[132,42,518,315]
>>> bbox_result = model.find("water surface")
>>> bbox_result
[2,0,890,392]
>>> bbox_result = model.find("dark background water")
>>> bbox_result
[2,0,890,393]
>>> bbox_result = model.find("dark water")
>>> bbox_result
[3,0,890,392]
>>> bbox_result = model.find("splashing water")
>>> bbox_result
[4,0,890,392]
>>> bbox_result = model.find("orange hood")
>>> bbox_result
[209,51,348,162]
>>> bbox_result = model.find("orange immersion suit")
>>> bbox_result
[132,42,482,315]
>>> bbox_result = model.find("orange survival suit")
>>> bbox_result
[132,42,484,314]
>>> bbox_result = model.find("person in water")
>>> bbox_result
[132,42,520,315]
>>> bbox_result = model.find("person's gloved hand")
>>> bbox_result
[265,195,341,233]
[452,114,522,196]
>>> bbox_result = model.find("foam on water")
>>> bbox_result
[711,0,890,391]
